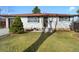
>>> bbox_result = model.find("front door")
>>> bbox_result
[8,18,14,28]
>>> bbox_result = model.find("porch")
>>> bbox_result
[0,17,9,36]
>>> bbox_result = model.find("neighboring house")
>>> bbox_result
[0,13,79,32]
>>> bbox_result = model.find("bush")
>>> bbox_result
[9,16,24,34]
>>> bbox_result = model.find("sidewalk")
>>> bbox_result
[0,28,9,36]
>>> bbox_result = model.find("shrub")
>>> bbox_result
[9,16,24,34]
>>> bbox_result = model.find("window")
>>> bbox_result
[0,17,6,28]
[59,17,70,21]
[28,17,39,23]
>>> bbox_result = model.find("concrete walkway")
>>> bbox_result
[0,28,9,36]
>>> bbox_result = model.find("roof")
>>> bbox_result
[0,13,78,17]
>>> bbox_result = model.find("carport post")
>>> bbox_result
[6,17,9,29]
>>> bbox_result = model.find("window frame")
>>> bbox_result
[27,17,39,23]
[59,16,70,21]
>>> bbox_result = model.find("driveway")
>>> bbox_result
[0,28,9,36]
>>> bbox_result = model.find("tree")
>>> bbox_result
[10,16,24,34]
[32,6,41,14]
[76,9,79,22]
[76,9,79,14]
[0,8,2,14]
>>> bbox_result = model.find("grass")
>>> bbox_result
[37,31,79,52]
[0,31,79,52]
[0,32,41,52]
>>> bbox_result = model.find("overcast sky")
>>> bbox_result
[0,6,79,14]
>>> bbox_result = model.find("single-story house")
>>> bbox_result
[0,13,79,32]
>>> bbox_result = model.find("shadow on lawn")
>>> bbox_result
[23,18,57,52]
[23,27,56,52]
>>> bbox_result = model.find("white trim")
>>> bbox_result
[6,17,9,29]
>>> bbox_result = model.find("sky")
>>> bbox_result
[0,6,79,14]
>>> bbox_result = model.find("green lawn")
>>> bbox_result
[37,31,79,52]
[0,31,79,52]
[0,32,41,52]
